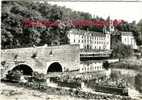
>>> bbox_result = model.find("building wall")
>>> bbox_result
[1,44,80,75]
[68,29,111,51]
[105,34,111,50]
[121,32,137,49]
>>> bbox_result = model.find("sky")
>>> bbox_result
[49,2,142,23]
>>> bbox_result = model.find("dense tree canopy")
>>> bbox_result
[136,19,142,45]
[135,73,142,93]
[1,1,73,49]
[111,35,133,58]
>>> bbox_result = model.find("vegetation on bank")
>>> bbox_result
[2,70,134,100]
[111,34,134,59]
[109,58,142,93]
[109,68,142,93]
[135,73,142,93]
[109,60,142,72]
[2,1,142,50]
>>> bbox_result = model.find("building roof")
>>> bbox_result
[121,31,133,36]
[68,29,106,37]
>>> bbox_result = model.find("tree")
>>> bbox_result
[1,1,92,49]
[136,19,142,45]
[135,73,142,93]
[137,19,142,32]
[103,61,109,70]
[111,36,133,58]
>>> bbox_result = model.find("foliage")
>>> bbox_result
[111,36,133,58]
[2,1,94,49]
[136,19,142,45]
[32,71,46,82]
[6,70,22,82]
[135,73,142,93]
[110,62,142,72]
[103,61,109,70]
[137,19,142,33]
[110,71,121,80]
[123,20,142,46]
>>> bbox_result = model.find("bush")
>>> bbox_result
[135,73,142,93]
[103,61,109,70]
[6,70,22,82]
[110,62,142,71]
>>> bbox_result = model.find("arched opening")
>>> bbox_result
[12,64,33,75]
[47,62,62,73]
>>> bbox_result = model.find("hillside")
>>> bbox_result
[1,1,93,49]
[2,1,142,49]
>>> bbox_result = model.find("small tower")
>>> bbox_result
[109,20,115,33]
[107,16,114,34]
[103,25,107,34]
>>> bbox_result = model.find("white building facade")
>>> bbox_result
[68,29,111,51]
[121,32,138,49]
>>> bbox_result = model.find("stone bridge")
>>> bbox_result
[1,44,80,77]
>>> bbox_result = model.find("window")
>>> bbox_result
[125,38,127,42]
[87,67,89,71]
[99,46,101,50]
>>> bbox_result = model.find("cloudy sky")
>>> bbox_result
[49,2,142,23]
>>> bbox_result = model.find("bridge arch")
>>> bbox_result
[11,64,33,75]
[47,62,62,73]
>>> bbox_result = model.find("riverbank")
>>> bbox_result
[110,57,142,72]
[0,82,86,100]
[0,80,136,100]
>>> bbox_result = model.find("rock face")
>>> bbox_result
[1,44,80,76]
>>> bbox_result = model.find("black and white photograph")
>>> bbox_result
[0,0,142,100]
